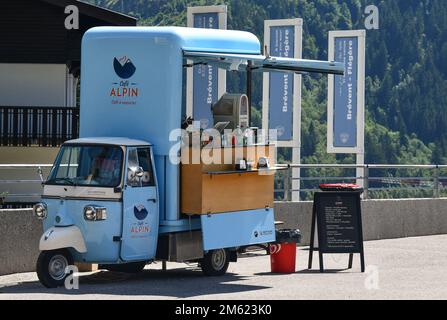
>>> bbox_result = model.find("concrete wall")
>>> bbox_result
[275,198,447,246]
[0,209,42,276]
[0,147,59,164]
[1,198,447,275]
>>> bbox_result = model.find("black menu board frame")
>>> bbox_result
[308,191,365,273]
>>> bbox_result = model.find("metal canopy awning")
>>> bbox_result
[183,51,344,75]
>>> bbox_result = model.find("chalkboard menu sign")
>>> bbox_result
[308,191,365,273]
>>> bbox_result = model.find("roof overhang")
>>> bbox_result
[40,0,137,26]
[183,51,345,75]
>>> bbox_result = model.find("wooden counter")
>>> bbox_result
[181,145,276,215]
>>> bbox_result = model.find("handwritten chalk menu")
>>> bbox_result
[308,191,365,272]
[316,193,361,253]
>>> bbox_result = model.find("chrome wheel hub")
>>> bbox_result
[211,249,226,270]
[48,254,68,281]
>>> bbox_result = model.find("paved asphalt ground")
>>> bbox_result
[1,235,447,300]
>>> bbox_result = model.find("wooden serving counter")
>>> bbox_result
[181,145,276,215]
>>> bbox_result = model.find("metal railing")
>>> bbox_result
[275,164,447,201]
[0,164,52,207]
[2,163,447,206]
[0,106,79,147]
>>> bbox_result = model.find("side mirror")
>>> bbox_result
[128,166,145,187]
[37,166,44,184]
[134,166,145,178]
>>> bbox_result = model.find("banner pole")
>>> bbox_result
[262,19,303,202]
[356,152,365,188]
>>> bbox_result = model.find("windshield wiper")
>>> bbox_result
[47,177,76,186]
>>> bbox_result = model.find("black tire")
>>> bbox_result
[101,261,147,273]
[36,249,74,288]
[200,249,230,276]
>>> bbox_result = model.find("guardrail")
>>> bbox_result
[0,164,52,207]
[2,163,447,206]
[275,164,447,201]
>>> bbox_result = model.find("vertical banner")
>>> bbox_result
[327,30,365,154]
[327,30,366,188]
[262,19,302,147]
[187,6,227,128]
[268,26,295,141]
[262,19,303,201]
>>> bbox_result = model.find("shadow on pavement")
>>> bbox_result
[254,268,352,276]
[294,268,353,274]
[0,267,270,298]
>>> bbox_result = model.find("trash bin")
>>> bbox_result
[270,229,301,274]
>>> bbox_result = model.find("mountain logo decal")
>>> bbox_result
[340,133,350,144]
[134,204,148,221]
[113,56,136,79]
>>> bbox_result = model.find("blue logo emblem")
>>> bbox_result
[114,56,136,79]
[134,204,148,221]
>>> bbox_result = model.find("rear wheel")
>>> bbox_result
[101,261,147,273]
[36,249,73,288]
[200,249,230,276]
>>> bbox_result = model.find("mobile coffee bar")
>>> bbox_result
[33,27,343,287]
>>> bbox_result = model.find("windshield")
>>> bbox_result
[47,145,123,187]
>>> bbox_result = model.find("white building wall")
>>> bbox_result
[66,72,79,107]
[0,63,68,107]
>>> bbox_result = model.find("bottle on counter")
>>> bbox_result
[234,126,244,146]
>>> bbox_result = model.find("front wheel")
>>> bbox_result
[200,249,230,276]
[36,249,73,288]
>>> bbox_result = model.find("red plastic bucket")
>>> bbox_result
[269,242,297,273]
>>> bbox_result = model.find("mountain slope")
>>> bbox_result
[84,0,447,165]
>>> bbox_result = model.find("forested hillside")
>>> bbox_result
[83,0,447,165]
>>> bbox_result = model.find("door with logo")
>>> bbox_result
[121,146,159,262]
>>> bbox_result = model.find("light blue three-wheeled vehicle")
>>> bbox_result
[33,26,343,287]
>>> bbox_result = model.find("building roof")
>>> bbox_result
[40,0,137,25]
[0,0,137,67]
[65,137,152,147]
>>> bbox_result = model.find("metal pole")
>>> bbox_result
[246,62,253,126]
[363,165,369,200]
[356,152,365,189]
[434,165,440,199]
[284,167,290,201]
[292,148,300,201]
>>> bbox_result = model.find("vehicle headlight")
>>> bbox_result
[33,203,48,220]
[84,206,96,221]
[84,205,107,221]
